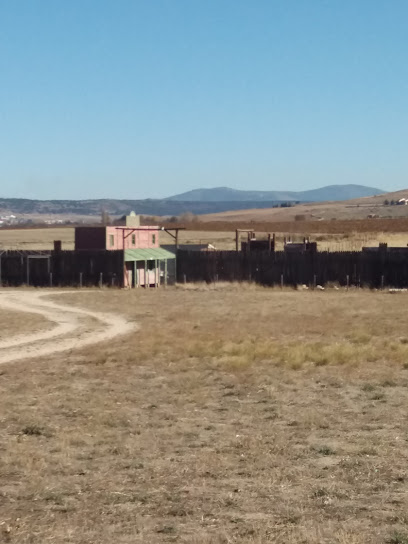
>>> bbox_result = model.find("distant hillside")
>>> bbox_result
[198,188,408,223]
[166,184,382,202]
[0,198,286,217]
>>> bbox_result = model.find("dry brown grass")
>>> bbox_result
[0,306,50,339]
[0,227,75,250]
[1,288,408,542]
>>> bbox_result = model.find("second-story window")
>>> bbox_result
[109,234,114,247]
[152,234,156,244]
[132,234,136,245]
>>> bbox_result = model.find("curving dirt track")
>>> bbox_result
[0,290,136,364]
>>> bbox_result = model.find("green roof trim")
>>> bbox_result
[124,248,176,261]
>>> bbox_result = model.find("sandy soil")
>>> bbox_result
[0,290,136,364]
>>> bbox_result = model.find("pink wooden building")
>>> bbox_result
[75,213,175,288]
[75,225,159,251]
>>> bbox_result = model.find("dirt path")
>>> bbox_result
[0,291,136,364]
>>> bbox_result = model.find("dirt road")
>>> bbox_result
[0,290,136,364]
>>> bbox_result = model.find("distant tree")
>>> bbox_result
[101,209,111,225]
[390,199,396,206]
[140,215,158,225]
[383,199,389,206]
[179,212,199,223]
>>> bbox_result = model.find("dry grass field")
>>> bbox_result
[1,224,408,252]
[0,307,50,340]
[0,227,75,250]
[1,286,408,543]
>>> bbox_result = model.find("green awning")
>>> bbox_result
[125,248,176,261]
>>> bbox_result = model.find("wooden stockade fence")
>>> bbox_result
[2,248,408,289]
[0,250,124,287]
[176,250,408,288]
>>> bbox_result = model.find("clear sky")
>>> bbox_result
[1,1,407,199]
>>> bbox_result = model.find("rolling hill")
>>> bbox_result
[166,184,382,202]
[198,188,408,222]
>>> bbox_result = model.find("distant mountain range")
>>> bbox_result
[166,184,382,202]
[0,184,383,218]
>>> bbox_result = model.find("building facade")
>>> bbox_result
[75,214,175,288]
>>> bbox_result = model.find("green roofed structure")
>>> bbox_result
[124,248,176,261]
[124,248,176,288]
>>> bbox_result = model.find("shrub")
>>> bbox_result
[22,424,45,436]
[387,532,408,544]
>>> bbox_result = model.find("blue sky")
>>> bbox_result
[1,1,407,199]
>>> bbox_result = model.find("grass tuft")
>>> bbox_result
[315,445,336,456]
[387,532,408,544]
[21,424,47,436]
